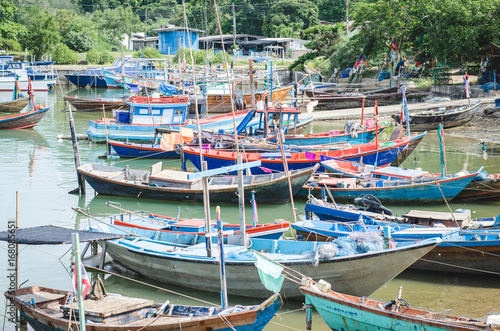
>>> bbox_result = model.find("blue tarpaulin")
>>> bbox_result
[159,82,182,95]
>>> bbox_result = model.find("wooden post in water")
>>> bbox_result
[72,233,86,331]
[249,59,255,108]
[216,206,228,309]
[68,105,85,194]
[202,161,212,257]
[237,154,247,245]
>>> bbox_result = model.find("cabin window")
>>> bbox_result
[138,107,150,115]
[152,108,161,115]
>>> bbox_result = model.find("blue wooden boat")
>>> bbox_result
[86,96,260,143]
[100,209,290,240]
[95,232,440,299]
[311,159,482,203]
[183,135,412,175]
[108,139,180,158]
[268,125,387,146]
[6,285,282,331]
[300,284,492,331]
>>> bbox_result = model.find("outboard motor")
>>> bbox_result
[354,194,393,216]
[233,90,246,110]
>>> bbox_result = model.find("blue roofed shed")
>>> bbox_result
[154,25,204,55]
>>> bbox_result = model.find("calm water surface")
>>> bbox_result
[0,86,499,330]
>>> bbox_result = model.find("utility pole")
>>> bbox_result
[144,8,148,49]
[346,0,349,36]
[232,3,236,49]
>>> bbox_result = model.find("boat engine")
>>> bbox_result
[354,194,393,216]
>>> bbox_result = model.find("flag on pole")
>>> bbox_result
[12,76,21,100]
[438,123,447,177]
[463,73,470,98]
[181,54,186,71]
[400,86,410,135]
[251,191,258,227]
[73,260,91,299]
[354,54,363,68]
[254,253,284,294]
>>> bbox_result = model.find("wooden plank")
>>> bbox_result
[61,296,153,318]
[17,292,66,304]
[403,210,469,221]
[187,161,262,180]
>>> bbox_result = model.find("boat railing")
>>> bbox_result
[128,96,190,105]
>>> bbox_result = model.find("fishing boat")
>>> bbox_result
[303,195,499,229]
[300,283,496,331]
[453,172,500,201]
[268,124,387,146]
[315,159,481,203]
[95,232,439,299]
[107,139,181,158]
[0,62,56,92]
[86,95,264,143]
[307,86,430,110]
[5,285,282,331]
[392,101,482,130]
[64,95,128,112]
[0,105,51,129]
[93,202,290,241]
[76,162,317,204]
[183,136,412,175]
[0,95,29,112]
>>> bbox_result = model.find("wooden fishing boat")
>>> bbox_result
[0,105,50,129]
[86,95,262,143]
[315,159,481,203]
[76,162,317,204]
[307,86,430,110]
[100,208,290,240]
[0,95,29,112]
[392,101,482,130]
[99,234,439,299]
[108,139,181,158]
[5,286,282,331]
[300,284,494,331]
[183,136,412,175]
[64,95,128,112]
[206,85,293,113]
[303,196,498,229]
[453,172,500,201]
[390,131,426,166]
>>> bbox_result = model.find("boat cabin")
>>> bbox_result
[118,95,190,125]
[253,106,300,136]
[369,166,430,180]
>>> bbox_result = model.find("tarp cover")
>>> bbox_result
[159,82,182,95]
[0,225,126,245]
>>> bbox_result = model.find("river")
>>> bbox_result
[0,86,499,330]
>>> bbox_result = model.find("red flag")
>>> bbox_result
[73,261,91,299]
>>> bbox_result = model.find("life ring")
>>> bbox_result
[215,95,223,103]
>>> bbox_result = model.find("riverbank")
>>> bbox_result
[305,92,499,143]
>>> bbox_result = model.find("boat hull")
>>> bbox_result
[393,101,481,130]
[273,126,386,146]
[104,238,438,299]
[64,96,127,112]
[453,175,500,201]
[0,106,50,129]
[300,286,483,331]
[65,73,107,87]
[0,96,30,113]
[109,140,179,158]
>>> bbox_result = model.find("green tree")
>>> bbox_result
[262,0,319,37]
[92,7,142,45]
[350,0,500,64]
[18,6,61,59]
[0,0,26,49]
[315,0,346,23]
[61,15,97,52]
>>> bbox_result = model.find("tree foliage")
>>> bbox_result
[0,0,26,48]
[262,0,319,38]
[18,6,60,59]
